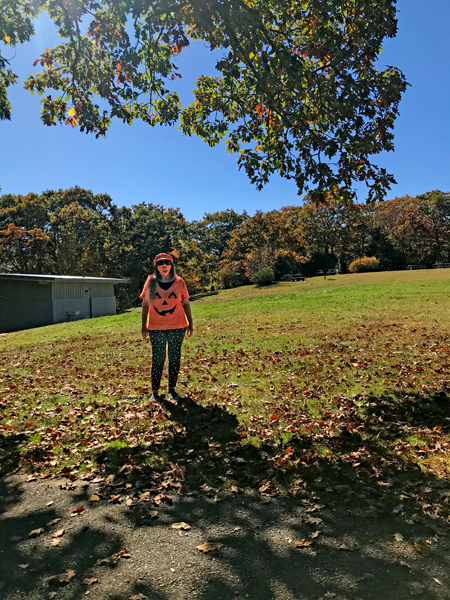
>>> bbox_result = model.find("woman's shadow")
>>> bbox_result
[155,394,263,490]
[161,394,239,444]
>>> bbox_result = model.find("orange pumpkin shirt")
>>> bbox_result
[140,275,189,330]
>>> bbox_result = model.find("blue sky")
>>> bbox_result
[1,0,449,221]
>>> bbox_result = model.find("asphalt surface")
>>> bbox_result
[1,474,449,600]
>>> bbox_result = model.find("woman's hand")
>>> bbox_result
[141,329,149,340]
[182,300,193,337]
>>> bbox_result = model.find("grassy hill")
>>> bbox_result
[1,270,450,516]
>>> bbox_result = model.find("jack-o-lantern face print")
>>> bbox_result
[153,291,178,317]
[157,263,172,277]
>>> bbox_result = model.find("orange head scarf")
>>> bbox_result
[153,253,173,265]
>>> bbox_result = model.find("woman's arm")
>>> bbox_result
[142,299,149,338]
[182,299,194,337]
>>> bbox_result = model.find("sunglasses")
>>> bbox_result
[156,260,172,266]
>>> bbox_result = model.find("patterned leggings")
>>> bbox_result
[148,328,187,391]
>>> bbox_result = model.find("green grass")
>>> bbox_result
[1,269,450,512]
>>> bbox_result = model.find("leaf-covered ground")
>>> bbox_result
[1,271,450,598]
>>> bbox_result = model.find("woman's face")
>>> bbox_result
[156,260,172,277]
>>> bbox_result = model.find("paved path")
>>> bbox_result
[1,474,449,600]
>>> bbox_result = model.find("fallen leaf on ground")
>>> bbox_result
[233,527,241,532]
[46,501,54,507]
[95,548,130,567]
[394,533,404,542]
[133,505,158,520]
[414,540,431,556]
[52,529,65,538]
[258,479,276,495]
[171,522,191,531]
[338,543,356,551]
[109,495,122,504]
[323,593,336,600]
[306,516,322,525]
[47,518,61,527]
[71,505,85,516]
[51,538,61,547]
[27,475,37,482]
[29,528,44,537]
[89,494,100,502]
[433,578,442,585]
[294,539,311,548]
[83,578,98,585]
[95,555,117,567]
[197,542,222,553]
[48,570,76,586]
[306,504,323,513]
[130,594,147,600]
[153,494,172,506]
[118,464,132,475]
[59,481,75,490]
[310,531,320,539]
[139,492,151,502]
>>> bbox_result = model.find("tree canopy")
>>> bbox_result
[2,187,450,298]
[1,0,407,201]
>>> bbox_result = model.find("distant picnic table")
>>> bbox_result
[281,273,306,282]
[407,265,427,270]
[434,263,450,269]
[316,269,337,278]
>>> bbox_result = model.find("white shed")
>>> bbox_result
[0,274,128,333]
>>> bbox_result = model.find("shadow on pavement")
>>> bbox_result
[0,388,449,599]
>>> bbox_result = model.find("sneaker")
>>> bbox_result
[168,389,179,402]
[149,391,160,402]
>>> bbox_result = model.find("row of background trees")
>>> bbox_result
[1,188,449,306]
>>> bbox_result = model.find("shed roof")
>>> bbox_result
[0,273,128,284]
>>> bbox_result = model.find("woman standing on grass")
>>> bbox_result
[141,253,193,402]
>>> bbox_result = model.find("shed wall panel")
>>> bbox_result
[53,299,91,323]
[52,282,87,300]
[91,283,114,298]
[0,300,53,333]
[53,282,114,300]
[0,281,53,332]
[0,280,52,301]
[91,296,116,318]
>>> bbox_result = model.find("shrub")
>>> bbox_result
[253,266,275,286]
[348,256,380,273]
[219,264,248,289]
